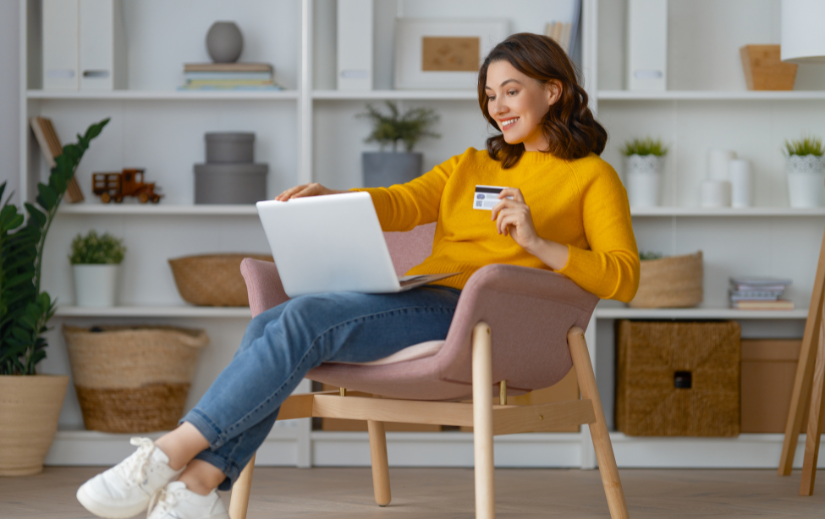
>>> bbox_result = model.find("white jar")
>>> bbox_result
[787,155,825,208]
[73,264,120,307]
[626,155,663,207]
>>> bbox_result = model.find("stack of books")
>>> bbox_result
[180,63,281,90]
[729,276,794,310]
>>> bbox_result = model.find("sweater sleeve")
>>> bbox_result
[557,161,640,303]
[349,151,462,232]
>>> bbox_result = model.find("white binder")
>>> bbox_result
[43,0,79,90]
[626,0,668,91]
[79,0,128,90]
[336,0,373,90]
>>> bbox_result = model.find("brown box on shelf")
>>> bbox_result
[616,320,741,436]
[741,339,825,433]
[319,384,441,432]
[740,45,798,91]
[460,368,579,433]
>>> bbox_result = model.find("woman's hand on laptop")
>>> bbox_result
[274,183,347,201]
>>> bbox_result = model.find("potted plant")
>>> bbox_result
[785,135,825,208]
[357,101,440,187]
[69,230,126,307]
[0,118,108,476]
[621,137,669,208]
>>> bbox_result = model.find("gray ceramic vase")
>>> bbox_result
[362,152,423,188]
[206,22,243,63]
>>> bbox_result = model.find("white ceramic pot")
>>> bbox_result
[787,155,825,208]
[626,155,663,207]
[73,264,120,307]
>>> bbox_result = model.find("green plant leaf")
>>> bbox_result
[36,184,59,211]
[0,118,108,375]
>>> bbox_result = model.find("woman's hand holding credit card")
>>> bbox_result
[482,186,540,250]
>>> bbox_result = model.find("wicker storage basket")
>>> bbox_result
[615,320,741,436]
[169,253,273,306]
[63,325,208,433]
[629,251,703,308]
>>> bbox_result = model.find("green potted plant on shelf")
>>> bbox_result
[357,101,440,187]
[621,137,669,208]
[784,135,825,208]
[69,230,126,307]
[0,118,108,476]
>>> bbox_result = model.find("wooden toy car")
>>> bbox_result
[92,168,163,204]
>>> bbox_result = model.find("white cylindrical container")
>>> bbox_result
[625,154,663,207]
[73,264,120,307]
[708,149,737,181]
[729,159,754,208]
[701,180,732,208]
[787,155,825,207]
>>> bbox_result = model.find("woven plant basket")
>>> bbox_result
[63,325,208,433]
[615,320,741,436]
[169,253,273,306]
[629,251,703,308]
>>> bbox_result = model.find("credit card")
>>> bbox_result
[473,185,511,210]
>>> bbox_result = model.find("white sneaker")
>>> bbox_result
[76,437,184,519]
[147,481,229,519]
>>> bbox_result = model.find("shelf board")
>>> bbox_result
[55,305,252,318]
[630,206,825,217]
[598,90,825,101]
[595,306,808,320]
[27,90,299,101]
[57,204,259,216]
[313,89,477,100]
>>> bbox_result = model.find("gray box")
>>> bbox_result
[194,163,268,204]
[205,132,255,163]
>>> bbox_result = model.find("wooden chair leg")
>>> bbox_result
[367,420,391,506]
[228,453,255,519]
[568,327,629,519]
[472,321,495,519]
[800,313,825,495]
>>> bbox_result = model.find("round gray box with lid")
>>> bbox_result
[194,163,268,204]
[205,132,255,163]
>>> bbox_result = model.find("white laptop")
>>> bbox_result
[256,192,460,297]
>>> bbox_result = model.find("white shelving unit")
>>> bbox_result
[21,0,825,470]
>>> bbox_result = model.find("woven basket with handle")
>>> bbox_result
[169,253,273,306]
[63,325,208,433]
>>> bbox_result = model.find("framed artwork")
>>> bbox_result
[394,19,509,90]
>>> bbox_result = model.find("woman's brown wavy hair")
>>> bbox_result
[478,33,607,168]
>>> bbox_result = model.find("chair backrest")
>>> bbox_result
[383,223,436,276]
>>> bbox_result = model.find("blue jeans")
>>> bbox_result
[181,285,461,491]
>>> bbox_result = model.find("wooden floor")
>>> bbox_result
[2,466,824,518]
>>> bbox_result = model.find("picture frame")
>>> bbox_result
[394,18,509,90]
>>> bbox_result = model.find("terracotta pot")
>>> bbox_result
[0,375,69,476]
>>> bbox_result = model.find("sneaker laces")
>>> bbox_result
[146,486,178,519]
[113,437,157,487]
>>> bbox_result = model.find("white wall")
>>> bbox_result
[0,0,19,205]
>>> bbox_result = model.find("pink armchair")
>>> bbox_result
[229,223,628,519]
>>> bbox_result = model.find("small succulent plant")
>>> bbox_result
[621,138,669,157]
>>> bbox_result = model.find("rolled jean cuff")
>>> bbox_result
[191,449,239,492]
[180,408,224,448]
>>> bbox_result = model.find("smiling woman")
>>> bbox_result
[75,33,639,519]
[478,33,607,168]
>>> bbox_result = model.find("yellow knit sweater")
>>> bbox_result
[352,147,640,302]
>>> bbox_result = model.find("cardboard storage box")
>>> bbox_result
[460,368,579,433]
[616,320,741,436]
[741,339,825,433]
[319,384,441,432]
